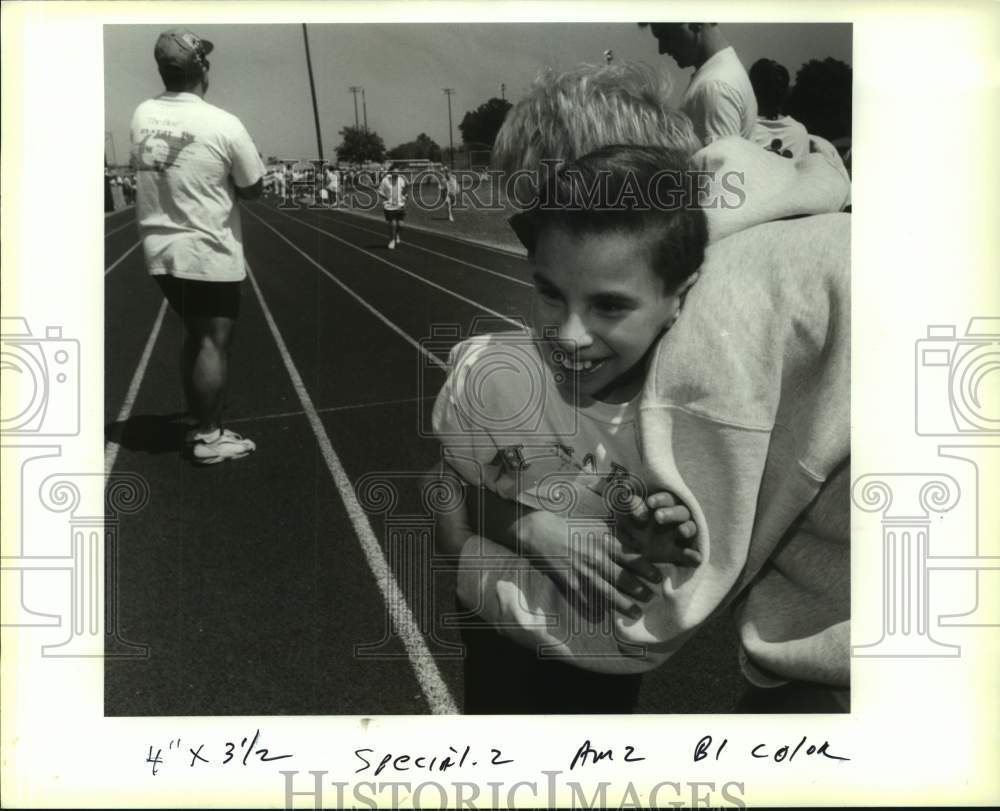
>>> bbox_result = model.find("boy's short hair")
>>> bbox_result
[749,58,791,118]
[511,145,707,294]
[492,62,700,177]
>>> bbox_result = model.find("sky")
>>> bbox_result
[104,22,851,165]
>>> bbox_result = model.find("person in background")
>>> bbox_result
[639,22,756,146]
[325,165,340,207]
[749,58,810,160]
[282,164,293,204]
[104,167,114,212]
[441,166,459,222]
[278,165,289,202]
[110,174,125,210]
[130,27,264,464]
[378,163,408,249]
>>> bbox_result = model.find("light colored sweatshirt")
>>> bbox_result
[638,212,850,686]
[696,136,851,242]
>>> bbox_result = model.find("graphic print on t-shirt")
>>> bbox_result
[484,441,638,514]
[134,130,196,172]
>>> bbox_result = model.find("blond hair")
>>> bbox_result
[492,62,700,175]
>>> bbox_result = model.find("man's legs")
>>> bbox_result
[156,275,255,463]
[181,312,256,463]
[182,314,236,434]
[387,211,401,247]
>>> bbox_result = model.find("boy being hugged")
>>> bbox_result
[431,145,706,713]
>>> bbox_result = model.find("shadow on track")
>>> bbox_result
[107,412,191,456]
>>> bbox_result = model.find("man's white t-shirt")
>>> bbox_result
[683,46,758,146]
[378,174,408,210]
[131,92,264,282]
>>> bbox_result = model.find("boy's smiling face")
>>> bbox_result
[531,226,694,403]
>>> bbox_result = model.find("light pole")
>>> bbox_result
[105,131,117,166]
[302,24,324,161]
[361,87,368,132]
[443,88,455,169]
[348,86,361,130]
[500,82,506,101]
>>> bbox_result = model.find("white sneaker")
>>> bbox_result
[190,428,256,465]
[388,239,396,249]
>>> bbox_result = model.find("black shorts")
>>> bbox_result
[155,275,241,319]
[384,208,406,222]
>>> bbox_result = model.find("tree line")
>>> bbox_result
[330,57,851,164]
[333,96,513,164]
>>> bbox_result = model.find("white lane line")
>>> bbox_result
[105,240,141,276]
[104,299,168,477]
[305,207,532,287]
[105,218,136,239]
[225,394,439,426]
[245,261,458,715]
[260,204,522,327]
[242,205,448,370]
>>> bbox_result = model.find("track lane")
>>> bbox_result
[265,201,536,311]
[104,231,162,429]
[246,202,531,335]
[299,205,531,286]
[105,221,436,715]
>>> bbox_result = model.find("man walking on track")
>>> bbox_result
[130,28,265,464]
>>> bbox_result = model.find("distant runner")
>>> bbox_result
[378,163,408,249]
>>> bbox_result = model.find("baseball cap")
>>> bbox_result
[154,28,214,74]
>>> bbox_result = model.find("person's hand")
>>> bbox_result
[519,509,663,621]
[617,491,701,566]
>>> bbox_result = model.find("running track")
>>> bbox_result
[103,200,743,715]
